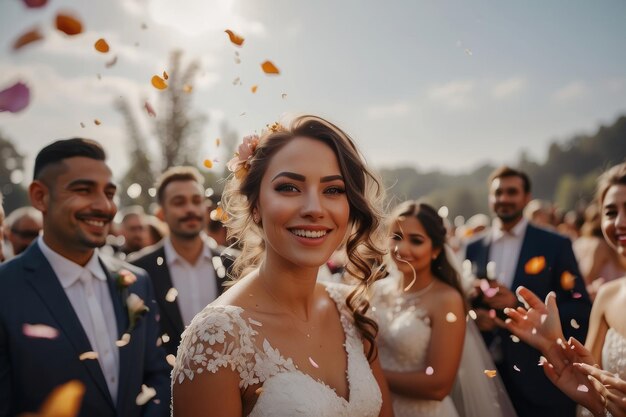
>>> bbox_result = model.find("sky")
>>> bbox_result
[1,0,625,187]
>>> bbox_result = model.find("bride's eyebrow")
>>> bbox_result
[271,172,344,183]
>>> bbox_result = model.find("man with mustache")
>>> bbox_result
[131,167,229,356]
[465,165,591,417]
[0,138,169,417]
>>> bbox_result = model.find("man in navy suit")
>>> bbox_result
[0,139,169,417]
[465,166,592,417]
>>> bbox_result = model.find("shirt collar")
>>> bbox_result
[491,217,528,242]
[163,236,213,267]
[38,236,107,288]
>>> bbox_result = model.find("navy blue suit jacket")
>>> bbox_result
[0,242,170,417]
[466,223,592,417]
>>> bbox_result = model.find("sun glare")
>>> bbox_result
[148,0,238,36]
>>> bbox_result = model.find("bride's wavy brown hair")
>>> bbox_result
[222,114,387,361]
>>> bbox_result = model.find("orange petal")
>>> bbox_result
[560,271,576,291]
[94,119,101,125]
[203,159,213,169]
[251,85,258,93]
[524,256,546,275]
[183,84,193,93]
[484,369,497,378]
[151,75,168,90]
[261,60,280,75]
[224,29,244,46]
[13,28,44,51]
[163,70,169,80]
[94,38,109,53]
[55,13,83,36]
[215,138,221,147]
[38,380,85,417]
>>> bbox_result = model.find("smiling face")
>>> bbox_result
[256,136,350,270]
[161,180,206,240]
[489,175,530,224]
[33,156,117,257]
[601,184,626,258]
[390,215,440,278]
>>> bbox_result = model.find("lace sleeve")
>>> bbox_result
[172,305,260,389]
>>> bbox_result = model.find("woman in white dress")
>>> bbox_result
[171,115,393,417]
[503,162,626,417]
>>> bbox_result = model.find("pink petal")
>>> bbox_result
[308,356,319,368]
[22,0,47,8]
[144,101,156,117]
[0,82,30,113]
[23,323,59,339]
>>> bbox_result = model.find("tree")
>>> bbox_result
[0,132,29,214]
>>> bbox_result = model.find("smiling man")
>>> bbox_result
[0,138,169,417]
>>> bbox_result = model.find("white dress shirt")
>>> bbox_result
[488,218,528,289]
[163,237,218,326]
[38,236,120,402]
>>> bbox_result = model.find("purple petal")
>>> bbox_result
[0,82,30,113]
[22,0,48,8]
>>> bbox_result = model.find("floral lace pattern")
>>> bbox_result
[172,283,382,417]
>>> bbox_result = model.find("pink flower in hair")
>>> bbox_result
[227,134,260,179]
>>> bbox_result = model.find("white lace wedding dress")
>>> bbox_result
[172,283,382,417]
[577,328,626,417]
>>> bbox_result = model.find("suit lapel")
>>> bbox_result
[23,243,115,409]
[154,247,185,336]
[511,224,534,290]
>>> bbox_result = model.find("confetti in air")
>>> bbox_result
[484,370,497,378]
[261,60,280,75]
[225,29,245,46]
[425,366,434,375]
[79,351,99,361]
[156,256,164,266]
[163,71,169,80]
[560,271,576,291]
[570,319,580,329]
[524,256,546,275]
[309,357,319,368]
[251,85,258,93]
[165,287,178,302]
[94,119,101,125]
[513,365,521,372]
[116,333,131,347]
[166,354,176,367]
[161,333,170,343]
[510,335,520,343]
[0,82,30,113]
[144,101,156,117]
[183,84,193,93]
[255,387,264,395]
[203,159,213,169]
[23,0,48,8]
[136,384,157,406]
[446,312,457,323]
[94,38,109,53]
[23,323,59,339]
[576,384,589,393]
[105,55,118,68]
[55,13,83,36]
[13,28,44,51]
[151,75,168,90]
[37,380,85,417]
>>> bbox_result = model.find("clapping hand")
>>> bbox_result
[574,360,626,417]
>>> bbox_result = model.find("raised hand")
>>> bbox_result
[574,361,626,417]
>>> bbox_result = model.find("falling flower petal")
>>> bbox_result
[0,82,30,113]
[80,122,85,128]
[13,28,44,51]
[94,38,109,53]
[55,13,83,36]
[156,256,164,266]
[94,119,101,125]
[203,159,213,169]
[144,101,156,117]
[446,312,457,323]
[281,93,287,99]
[524,256,546,275]
[116,333,131,347]
[38,380,85,417]
[136,384,156,406]
[425,366,434,375]
[79,351,98,360]
[489,309,496,319]
[255,387,264,395]
[251,85,258,93]
[225,29,244,46]
[464,48,473,56]
[510,335,520,343]
[151,75,167,90]
[166,354,176,367]
[141,22,147,30]
[23,0,48,8]
[215,138,221,147]
[161,333,170,343]
[261,60,280,75]
[571,319,580,329]
[308,357,319,368]
[484,369,497,378]
[577,384,589,392]
[165,287,178,302]
[560,271,576,291]
[183,84,193,93]
[468,310,477,320]
[163,71,169,80]
[572,292,582,299]
[232,77,240,85]
[513,365,521,372]
[105,55,118,68]
[23,323,59,339]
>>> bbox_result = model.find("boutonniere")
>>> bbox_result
[114,269,149,334]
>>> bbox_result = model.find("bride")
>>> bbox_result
[370,200,517,417]
[171,115,393,417]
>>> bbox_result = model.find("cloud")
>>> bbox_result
[606,77,626,93]
[366,101,410,119]
[491,77,527,99]
[428,80,475,109]
[553,81,587,102]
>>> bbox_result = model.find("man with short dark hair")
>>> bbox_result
[465,165,592,417]
[131,166,229,356]
[5,206,42,257]
[117,206,148,257]
[0,138,169,417]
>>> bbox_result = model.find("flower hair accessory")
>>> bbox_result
[227,134,260,179]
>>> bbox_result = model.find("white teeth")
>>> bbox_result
[84,219,105,227]
[291,229,327,238]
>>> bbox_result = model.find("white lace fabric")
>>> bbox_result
[172,283,382,417]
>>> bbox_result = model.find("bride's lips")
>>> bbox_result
[287,225,332,246]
